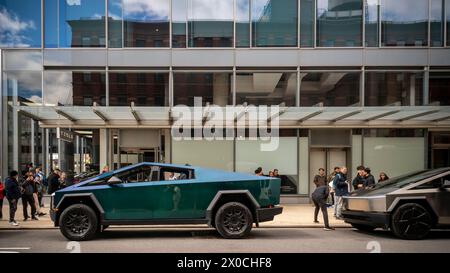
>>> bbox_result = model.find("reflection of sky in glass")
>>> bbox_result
[366,0,378,23]
[6,71,42,105]
[0,0,41,48]
[252,0,270,21]
[45,0,58,48]
[316,0,329,17]
[172,0,187,22]
[44,71,73,106]
[123,0,169,22]
[189,0,233,21]
[108,0,123,20]
[59,0,105,47]
[381,0,428,22]
[236,0,250,22]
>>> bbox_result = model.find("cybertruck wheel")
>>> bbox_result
[391,203,432,240]
[59,204,98,241]
[351,223,376,232]
[215,202,253,239]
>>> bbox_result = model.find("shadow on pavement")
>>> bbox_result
[352,228,450,240]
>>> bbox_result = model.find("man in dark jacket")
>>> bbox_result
[21,172,38,221]
[352,165,366,190]
[312,185,334,231]
[5,171,21,226]
[363,167,376,188]
[333,166,349,219]
[47,169,61,194]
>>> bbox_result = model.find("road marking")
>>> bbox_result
[0,247,31,250]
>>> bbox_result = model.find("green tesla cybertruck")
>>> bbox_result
[50,163,283,241]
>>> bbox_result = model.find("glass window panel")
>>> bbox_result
[447,0,450,46]
[45,0,58,48]
[252,0,298,47]
[109,72,169,106]
[0,0,42,48]
[316,0,363,47]
[173,73,233,106]
[4,71,42,106]
[108,0,123,48]
[3,51,42,71]
[429,72,450,105]
[430,0,444,47]
[59,0,106,48]
[123,0,170,47]
[365,0,379,47]
[172,0,187,48]
[44,71,106,106]
[236,72,296,106]
[365,71,424,106]
[300,0,315,47]
[236,136,299,194]
[381,0,428,47]
[236,0,250,48]
[188,0,233,47]
[300,72,360,106]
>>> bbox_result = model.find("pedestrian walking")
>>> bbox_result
[378,172,389,183]
[333,166,349,220]
[352,165,366,190]
[313,168,327,188]
[5,171,21,226]
[21,172,38,221]
[312,185,334,231]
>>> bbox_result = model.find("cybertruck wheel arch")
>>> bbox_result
[206,190,260,226]
[387,196,439,224]
[56,193,105,221]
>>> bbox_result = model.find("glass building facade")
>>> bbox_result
[1,0,450,203]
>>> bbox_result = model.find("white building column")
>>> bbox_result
[99,129,110,170]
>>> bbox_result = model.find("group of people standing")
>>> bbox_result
[311,165,389,231]
[254,167,280,178]
[1,165,70,226]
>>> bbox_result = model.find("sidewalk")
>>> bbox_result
[0,203,350,230]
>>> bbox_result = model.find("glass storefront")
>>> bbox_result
[365,71,424,106]
[381,0,429,47]
[252,0,298,47]
[0,0,42,48]
[316,0,363,47]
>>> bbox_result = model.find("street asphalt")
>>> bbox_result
[0,227,449,253]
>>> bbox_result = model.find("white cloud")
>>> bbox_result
[66,0,81,6]
[0,7,36,47]
[123,0,170,20]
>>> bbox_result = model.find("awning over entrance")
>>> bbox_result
[16,105,450,128]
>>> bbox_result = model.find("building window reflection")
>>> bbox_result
[300,0,315,47]
[108,0,123,48]
[365,0,379,47]
[123,0,170,47]
[430,0,445,47]
[252,0,298,47]
[57,0,106,48]
[109,72,169,106]
[188,0,234,47]
[381,0,428,47]
[316,0,363,47]
[365,71,424,106]
[44,71,106,106]
[172,0,188,48]
[0,0,42,48]
[236,72,297,106]
[429,72,450,105]
[300,71,361,106]
[173,72,233,106]
[236,0,250,48]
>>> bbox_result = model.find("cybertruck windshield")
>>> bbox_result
[370,169,445,190]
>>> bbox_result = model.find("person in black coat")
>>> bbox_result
[312,185,334,231]
[47,169,61,194]
[21,172,38,221]
[363,167,376,188]
[5,171,21,225]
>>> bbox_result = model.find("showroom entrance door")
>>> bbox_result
[309,148,349,195]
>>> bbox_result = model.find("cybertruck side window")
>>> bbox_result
[413,174,450,190]
[159,167,194,181]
